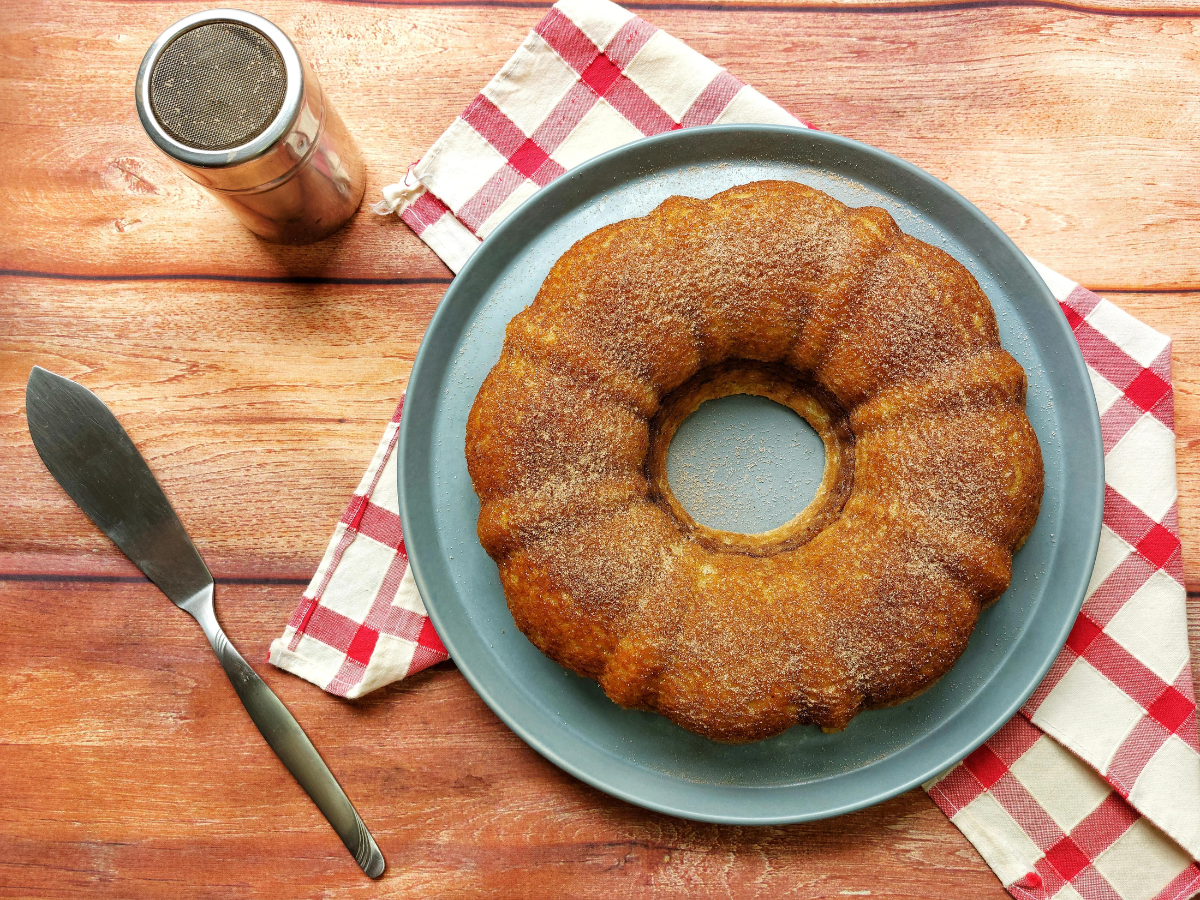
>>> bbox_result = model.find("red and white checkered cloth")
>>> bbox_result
[925,263,1200,899]
[268,399,449,696]
[371,0,802,273]
[269,1,1200,895]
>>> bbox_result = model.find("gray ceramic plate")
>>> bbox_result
[397,125,1104,824]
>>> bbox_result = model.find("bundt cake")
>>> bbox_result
[465,180,1044,743]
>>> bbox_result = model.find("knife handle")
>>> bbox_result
[205,625,386,878]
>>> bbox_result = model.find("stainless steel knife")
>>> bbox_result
[25,366,385,879]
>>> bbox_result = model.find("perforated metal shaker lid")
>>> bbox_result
[136,9,304,168]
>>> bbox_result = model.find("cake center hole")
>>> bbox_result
[665,393,826,535]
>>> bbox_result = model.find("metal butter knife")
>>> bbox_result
[25,367,385,879]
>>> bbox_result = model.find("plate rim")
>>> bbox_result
[398,124,1105,824]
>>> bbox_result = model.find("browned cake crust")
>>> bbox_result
[465,180,1044,743]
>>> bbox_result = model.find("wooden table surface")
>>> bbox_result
[3,0,1200,896]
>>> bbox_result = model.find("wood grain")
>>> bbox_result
[4,280,1200,596]
[2,2,1200,288]
[0,579,1014,900]
[2,0,1200,896]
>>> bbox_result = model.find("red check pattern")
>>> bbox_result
[926,268,1200,898]
[364,2,1199,894]
[375,0,803,274]
[443,12,720,234]
[268,399,448,698]
[1033,283,1196,789]
[931,719,1200,900]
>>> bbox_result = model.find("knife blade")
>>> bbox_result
[26,366,385,878]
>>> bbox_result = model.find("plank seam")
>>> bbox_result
[3,268,1194,294]
[0,269,452,287]
[299,0,1200,19]
[0,573,311,586]
[17,575,1195,595]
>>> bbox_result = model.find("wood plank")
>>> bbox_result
[341,0,1200,10]
[5,275,1200,586]
[2,3,1200,288]
[0,277,438,572]
[0,578,1010,898]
